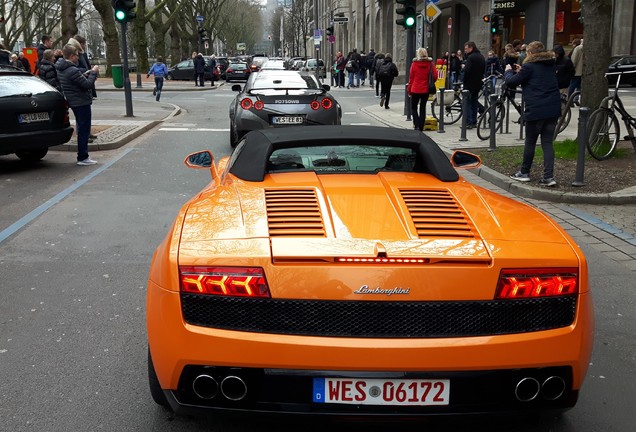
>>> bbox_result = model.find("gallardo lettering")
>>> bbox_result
[354,285,411,296]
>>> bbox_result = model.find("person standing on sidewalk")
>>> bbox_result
[462,41,485,128]
[377,53,398,109]
[568,38,583,96]
[56,44,100,166]
[505,41,561,187]
[366,49,376,88]
[38,49,62,92]
[407,48,437,131]
[194,53,205,87]
[147,56,169,102]
[35,35,53,74]
[373,53,385,97]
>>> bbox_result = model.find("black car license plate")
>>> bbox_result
[272,116,304,125]
[19,112,50,124]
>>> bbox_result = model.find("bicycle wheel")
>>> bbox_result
[476,103,505,141]
[431,93,463,125]
[557,97,571,134]
[587,108,619,160]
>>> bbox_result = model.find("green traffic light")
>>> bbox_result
[491,27,496,33]
[115,9,126,21]
[405,16,415,27]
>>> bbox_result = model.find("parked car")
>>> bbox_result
[166,56,218,83]
[228,70,341,147]
[301,58,326,79]
[0,65,73,162]
[249,56,269,73]
[606,55,636,86]
[146,125,594,417]
[214,57,230,80]
[225,62,251,83]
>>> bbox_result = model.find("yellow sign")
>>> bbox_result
[425,3,442,23]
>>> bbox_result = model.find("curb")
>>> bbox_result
[94,82,225,92]
[361,105,636,205]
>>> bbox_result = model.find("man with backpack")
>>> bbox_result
[367,49,376,87]
[377,53,399,109]
[345,49,361,89]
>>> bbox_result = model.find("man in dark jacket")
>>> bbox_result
[505,41,561,187]
[36,34,53,73]
[194,53,206,87]
[553,44,574,93]
[56,44,100,166]
[18,52,32,74]
[462,41,485,127]
[377,53,399,110]
[38,49,62,92]
[366,49,376,87]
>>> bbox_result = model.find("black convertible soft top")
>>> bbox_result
[228,125,459,182]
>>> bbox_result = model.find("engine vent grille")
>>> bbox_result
[265,189,326,237]
[400,189,476,238]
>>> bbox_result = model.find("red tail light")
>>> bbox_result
[336,257,429,264]
[495,268,578,299]
[180,266,271,298]
[310,100,320,110]
[240,98,253,110]
[253,100,264,110]
[227,68,234,73]
[321,98,333,109]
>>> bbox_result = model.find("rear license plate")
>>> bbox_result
[19,112,49,124]
[272,116,304,125]
[313,378,450,406]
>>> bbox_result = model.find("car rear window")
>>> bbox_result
[230,63,247,70]
[251,73,319,91]
[0,75,57,96]
[267,145,417,174]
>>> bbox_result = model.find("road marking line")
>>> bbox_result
[350,123,371,125]
[159,128,230,132]
[343,112,357,115]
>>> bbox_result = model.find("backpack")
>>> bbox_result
[345,59,357,72]
[377,61,393,78]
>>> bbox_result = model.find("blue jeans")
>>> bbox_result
[348,71,358,87]
[468,90,479,125]
[568,76,581,97]
[71,104,92,161]
[154,76,164,101]
[521,118,558,179]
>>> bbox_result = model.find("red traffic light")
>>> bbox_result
[483,14,492,23]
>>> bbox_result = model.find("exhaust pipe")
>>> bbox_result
[192,374,219,400]
[541,376,566,401]
[515,377,540,402]
[220,375,248,401]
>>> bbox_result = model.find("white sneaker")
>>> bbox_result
[77,158,98,166]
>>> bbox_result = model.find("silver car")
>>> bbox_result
[228,70,342,148]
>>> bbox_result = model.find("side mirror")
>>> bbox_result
[184,150,220,182]
[322,84,331,91]
[450,150,482,169]
[232,84,242,92]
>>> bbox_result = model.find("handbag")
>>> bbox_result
[427,64,436,95]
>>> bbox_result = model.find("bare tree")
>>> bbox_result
[61,0,78,41]
[92,0,121,76]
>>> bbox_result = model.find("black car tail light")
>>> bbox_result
[310,100,320,110]
[240,98,253,110]
[321,98,334,110]
[253,101,264,110]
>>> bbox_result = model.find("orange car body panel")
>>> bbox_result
[147,167,594,400]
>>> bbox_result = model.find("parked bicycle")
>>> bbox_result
[476,80,524,141]
[430,75,497,126]
[554,90,580,138]
[586,70,636,160]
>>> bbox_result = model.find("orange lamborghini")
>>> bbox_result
[146,126,594,417]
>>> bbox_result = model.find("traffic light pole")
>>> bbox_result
[119,20,134,117]
[403,27,414,121]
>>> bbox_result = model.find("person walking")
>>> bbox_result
[462,41,485,128]
[505,41,561,187]
[335,51,346,88]
[568,38,583,96]
[484,50,503,95]
[449,51,461,84]
[35,35,53,74]
[147,56,169,102]
[407,48,437,131]
[194,53,205,87]
[345,51,359,89]
[377,53,398,109]
[553,44,574,94]
[366,49,376,88]
[38,49,63,92]
[373,53,385,97]
[56,44,100,166]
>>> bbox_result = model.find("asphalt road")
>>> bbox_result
[0,86,635,431]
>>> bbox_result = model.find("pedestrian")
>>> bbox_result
[449,51,461,84]
[407,47,437,131]
[38,49,62,92]
[18,52,32,73]
[519,44,528,63]
[56,44,100,166]
[73,35,98,100]
[194,53,205,87]
[345,50,360,89]
[66,36,89,73]
[553,44,574,95]
[335,51,346,88]
[10,53,23,70]
[366,49,376,87]
[568,38,583,96]
[505,41,561,187]
[377,53,398,109]
[35,34,53,74]
[567,38,580,58]
[147,56,169,102]
[209,55,217,87]
[373,53,385,97]
[484,50,503,94]
[358,50,367,86]
[456,49,465,82]
[462,41,485,128]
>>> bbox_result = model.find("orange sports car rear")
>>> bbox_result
[146,126,593,417]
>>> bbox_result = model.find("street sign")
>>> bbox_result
[333,16,349,23]
[447,17,452,36]
[425,3,442,23]
[236,42,246,51]
[196,15,204,22]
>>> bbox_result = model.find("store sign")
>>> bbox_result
[493,1,525,12]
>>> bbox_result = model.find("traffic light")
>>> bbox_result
[396,0,416,29]
[491,14,500,33]
[326,26,334,36]
[198,28,209,42]
[482,14,492,23]
[112,0,136,22]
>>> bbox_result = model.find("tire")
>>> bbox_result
[148,348,170,408]
[586,108,619,160]
[230,121,238,148]
[16,148,48,162]
[166,73,173,80]
[431,93,463,125]
[476,103,505,141]
[557,97,571,134]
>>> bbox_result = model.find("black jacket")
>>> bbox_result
[463,48,485,92]
[36,43,48,71]
[56,58,98,107]
[504,51,561,121]
[194,55,206,74]
[378,56,398,80]
[553,45,574,90]
[38,59,62,92]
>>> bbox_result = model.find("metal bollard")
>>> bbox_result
[459,90,470,141]
[572,107,590,187]
[404,83,412,121]
[505,96,511,134]
[518,95,525,141]
[488,94,498,151]
[437,88,445,133]
[136,73,143,88]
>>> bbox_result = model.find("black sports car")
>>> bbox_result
[606,55,636,86]
[0,65,73,161]
[229,70,341,147]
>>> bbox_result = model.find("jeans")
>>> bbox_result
[338,70,345,87]
[348,70,359,87]
[568,76,581,97]
[71,104,92,161]
[195,72,204,86]
[468,90,479,125]
[521,118,558,179]
[380,78,393,107]
[154,76,164,101]
[410,93,429,131]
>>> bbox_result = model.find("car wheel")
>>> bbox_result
[166,73,173,80]
[230,121,240,148]
[147,348,170,408]
[16,148,48,162]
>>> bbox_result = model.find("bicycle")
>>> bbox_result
[476,81,524,141]
[586,70,636,160]
[554,90,580,138]
[430,74,498,126]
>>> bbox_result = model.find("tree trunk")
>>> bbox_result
[61,0,78,41]
[133,0,149,74]
[581,0,612,111]
[93,0,122,77]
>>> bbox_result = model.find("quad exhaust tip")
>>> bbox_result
[221,375,248,401]
[515,377,540,402]
[541,376,566,401]
[192,374,219,400]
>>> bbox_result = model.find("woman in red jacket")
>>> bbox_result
[407,48,437,131]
